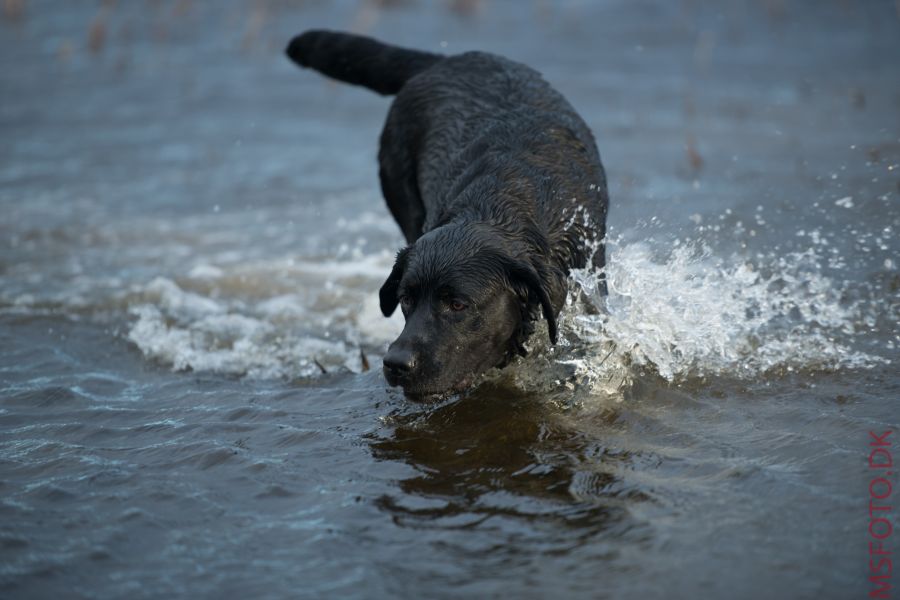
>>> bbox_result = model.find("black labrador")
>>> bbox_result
[286,31,609,397]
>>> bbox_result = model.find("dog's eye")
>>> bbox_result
[449,300,468,312]
[399,295,413,310]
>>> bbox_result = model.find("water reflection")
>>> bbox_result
[368,382,651,549]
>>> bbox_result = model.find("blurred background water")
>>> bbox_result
[1,1,898,598]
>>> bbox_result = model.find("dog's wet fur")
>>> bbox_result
[287,31,609,398]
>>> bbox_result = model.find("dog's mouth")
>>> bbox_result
[385,372,475,401]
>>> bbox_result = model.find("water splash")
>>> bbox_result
[533,237,890,393]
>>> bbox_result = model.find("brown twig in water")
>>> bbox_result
[88,10,107,54]
[685,135,703,172]
[360,348,370,372]
[2,0,24,22]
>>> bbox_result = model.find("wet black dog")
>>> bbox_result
[287,31,609,397]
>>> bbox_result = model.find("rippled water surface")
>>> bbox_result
[2,1,898,598]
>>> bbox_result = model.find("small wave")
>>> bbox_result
[128,301,355,379]
[126,254,404,378]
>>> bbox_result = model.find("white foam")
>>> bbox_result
[355,292,405,346]
[125,258,391,377]
[541,238,888,391]
[128,301,361,379]
[187,263,225,279]
[142,277,224,320]
[835,196,854,208]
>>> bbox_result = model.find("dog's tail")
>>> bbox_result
[286,30,443,96]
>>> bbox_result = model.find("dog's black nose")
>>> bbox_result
[383,347,416,383]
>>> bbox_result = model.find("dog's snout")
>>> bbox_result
[384,348,416,372]
[383,347,417,381]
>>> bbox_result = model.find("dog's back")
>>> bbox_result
[388,52,608,252]
[286,30,608,276]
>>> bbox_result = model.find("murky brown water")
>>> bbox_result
[1,1,898,598]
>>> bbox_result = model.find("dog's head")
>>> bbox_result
[379,223,564,398]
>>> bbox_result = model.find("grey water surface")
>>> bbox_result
[1,1,898,599]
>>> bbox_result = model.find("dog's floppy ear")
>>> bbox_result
[379,246,410,317]
[505,259,561,345]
